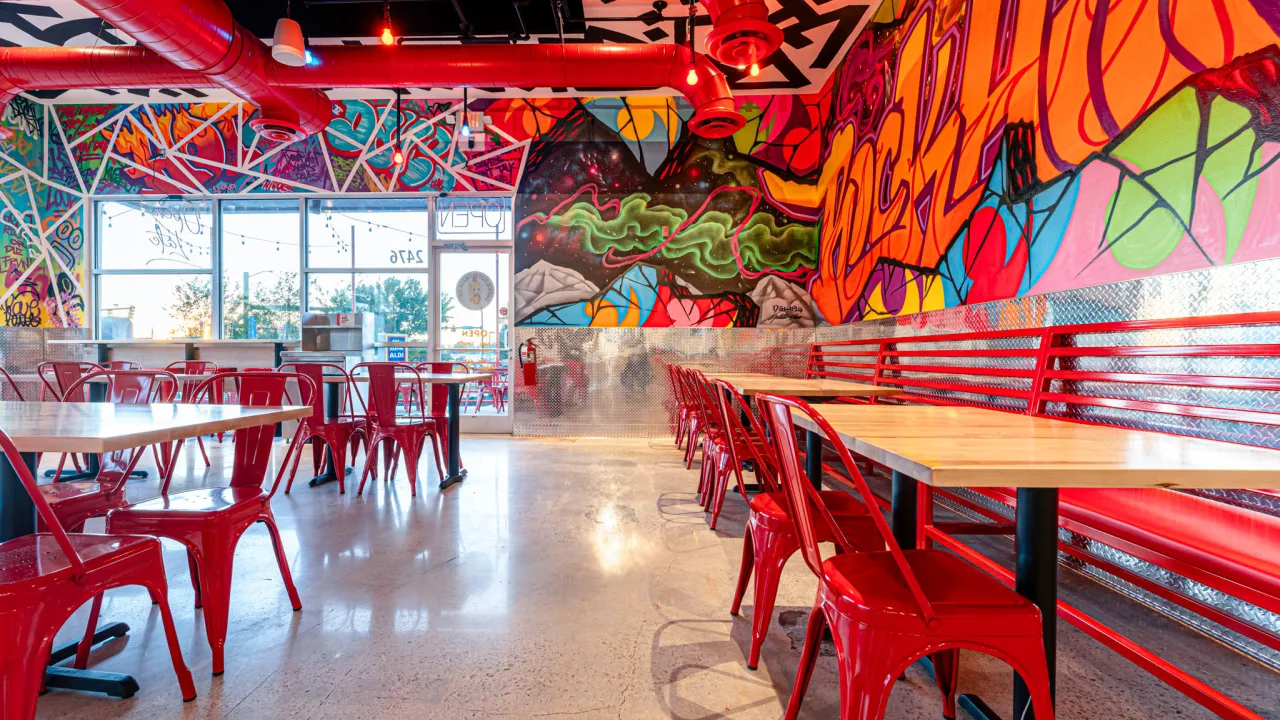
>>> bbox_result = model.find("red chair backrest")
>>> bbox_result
[0,429,91,579]
[711,377,780,494]
[0,367,25,401]
[165,360,219,375]
[424,362,459,415]
[353,362,423,427]
[756,392,937,626]
[278,363,327,419]
[61,369,178,489]
[102,360,141,370]
[36,361,98,402]
[190,372,313,491]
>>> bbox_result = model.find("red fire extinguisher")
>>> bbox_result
[518,338,537,386]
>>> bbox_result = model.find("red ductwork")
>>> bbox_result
[73,0,331,142]
[0,43,746,139]
[0,46,211,111]
[272,43,744,138]
[699,0,783,68]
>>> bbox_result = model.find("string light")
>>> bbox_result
[749,63,760,77]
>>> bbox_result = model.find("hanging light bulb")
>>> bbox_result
[749,63,760,77]
[686,68,698,86]
[380,0,394,45]
[459,87,471,137]
[393,149,405,164]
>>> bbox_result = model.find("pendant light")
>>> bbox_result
[272,0,307,67]
[459,88,471,137]
[393,88,406,165]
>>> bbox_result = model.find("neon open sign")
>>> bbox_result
[436,198,509,235]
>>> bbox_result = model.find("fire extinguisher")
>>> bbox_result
[518,338,537,386]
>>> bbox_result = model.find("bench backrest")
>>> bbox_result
[808,311,1280,452]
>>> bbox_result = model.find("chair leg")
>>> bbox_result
[400,439,421,496]
[141,575,198,702]
[747,529,795,670]
[784,602,828,720]
[197,436,210,467]
[192,535,236,676]
[428,433,445,481]
[708,454,733,530]
[329,438,349,494]
[1003,639,1057,720]
[931,649,961,719]
[831,623,901,720]
[187,548,203,608]
[283,432,309,494]
[1,634,51,720]
[357,437,381,495]
[261,514,303,611]
[73,593,104,669]
[730,525,755,616]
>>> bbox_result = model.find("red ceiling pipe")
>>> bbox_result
[0,46,212,107]
[73,0,331,142]
[699,0,783,68]
[275,43,745,138]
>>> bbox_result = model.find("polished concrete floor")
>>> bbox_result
[31,436,1277,719]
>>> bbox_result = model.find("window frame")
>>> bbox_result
[91,193,514,341]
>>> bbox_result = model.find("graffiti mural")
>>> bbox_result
[763,0,1280,324]
[513,96,826,328]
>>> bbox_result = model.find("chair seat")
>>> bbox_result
[113,487,267,519]
[38,481,112,502]
[820,549,1042,635]
[0,533,157,586]
[750,489,870,523]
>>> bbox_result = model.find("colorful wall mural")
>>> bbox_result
[765,0,1280,323]
[511,95,828,328]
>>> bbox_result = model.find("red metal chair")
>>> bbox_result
[756,393,1055,720]
[280,362,366,494]
[101,360,142,370]
[353,362,443,497]
[103,371,311,676]
[35,361,100,402]
[43,370,178,532]
[709,378,884,669]
[0,429,196,719]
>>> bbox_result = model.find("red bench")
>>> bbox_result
[807,311,1280,720]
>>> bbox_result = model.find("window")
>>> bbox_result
[221,199,301,339]
[95,199,214,339]
[304,198,432,347]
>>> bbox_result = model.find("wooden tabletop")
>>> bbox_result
[791,405,1280,489]
[7,373,204,384]
[706,373,902,399]
[0,401,311,454]
[47,339,297,346]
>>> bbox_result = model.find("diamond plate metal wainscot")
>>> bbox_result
[512,327,815,437]
[0,327,91,401]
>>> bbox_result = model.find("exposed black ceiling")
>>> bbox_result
[227,0,588,42]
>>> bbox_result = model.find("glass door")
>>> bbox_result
[434,247,513,433]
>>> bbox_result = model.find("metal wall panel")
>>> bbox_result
[516,258,1280,437]
[0,328,91,400]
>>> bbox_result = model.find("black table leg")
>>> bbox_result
[95,345,110,364]
[890,470,918,550]
[1014,488,1059,720]
[2,450,139,697]
[45,383,145,481]
[805,430,823,491]
[439,383,466,490]
[1,450,38,539]
[308,380,352,488]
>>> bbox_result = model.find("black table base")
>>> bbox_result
[439,384,466,490]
